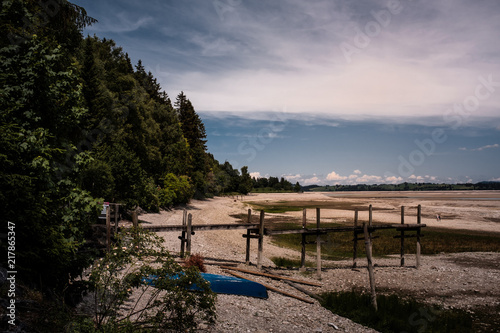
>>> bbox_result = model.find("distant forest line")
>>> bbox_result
[301,181,500,192]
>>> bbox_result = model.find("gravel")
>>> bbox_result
[136,195,500,332]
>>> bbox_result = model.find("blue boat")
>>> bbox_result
[143,273,268,299]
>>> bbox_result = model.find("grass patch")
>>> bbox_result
[246,200,393,213]
[320,290,473,333]
[270,225,500,260]
[271,256,314,268]
[232,212,500,257]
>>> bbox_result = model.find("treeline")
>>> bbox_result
[303,181,500,192]
[252,176,301,192]
[0,0,246,291]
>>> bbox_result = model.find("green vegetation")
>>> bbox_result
[252,176,301,193]
[320,291,473,333]
[0,0,254,330]
[271,256,314,268]
[271,224,500,261]
[71,228,216,332]
[303,181,500,192]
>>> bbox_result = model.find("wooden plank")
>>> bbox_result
[283,280,324,303]
[363,222,377,311]
[143,223,260,232]
[220,266,322,287]
[223,270,314,304]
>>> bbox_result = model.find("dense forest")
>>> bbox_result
[0,0,254,293]
[252,176,301,192]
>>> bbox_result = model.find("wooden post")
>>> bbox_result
[300,208,307,272]
[368,204,373,255]
[180,210,187,258]
[400,206,405,267]
[416,204,421,269]
[363,222,377,311]
[257,210,265,270]
[106,206,111,252]
[245,209,251,265]
[132,210,138,228]
[316,207,321,278]
[353,209,359,268]
[186,213,192,256]
[369,204,373,226]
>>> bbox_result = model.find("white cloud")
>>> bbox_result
[353,169,362,174]
[326,171,347,181]
[303,176,321,185]
[355,174,383,184]
[459,143,499,151]
[249,172,261,179]
[283,174,302,181]
[386,176,403,184]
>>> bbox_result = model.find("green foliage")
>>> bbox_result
[158,173,194,207]
[271,256,314,268]
[0,30,101,287]
[320,290,473,332]
[252,175,301,192]
[303,181,500,192]
[79,228,216,332]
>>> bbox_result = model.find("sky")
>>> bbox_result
[75,0,500,185]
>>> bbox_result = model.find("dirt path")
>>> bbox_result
[138,193,500,332]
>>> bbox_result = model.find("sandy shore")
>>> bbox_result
[136,191,500,332]
[242,191,500,233]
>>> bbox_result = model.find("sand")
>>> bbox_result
[134,191,500,332]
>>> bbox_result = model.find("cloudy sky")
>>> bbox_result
[76,0,500,185]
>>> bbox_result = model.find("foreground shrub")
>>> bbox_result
[184,254,207,273]
[74,227,216,332]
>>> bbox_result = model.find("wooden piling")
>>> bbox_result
[353,209,359,268]
[416,204,421,269]
[300,208,307,272]
[400,206,405,267]
[186,213,192,256]
[180,210,187,258]
[363,222,377,311]
[132,210,138,228]
[257,210,265,270]
[368,204,373,254]
[316,208,321,278]
[246,209,251,265]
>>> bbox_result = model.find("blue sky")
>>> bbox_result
[76,0,500,185]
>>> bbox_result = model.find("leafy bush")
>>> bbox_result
[158,173,194,207]
[77,227,216,332]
